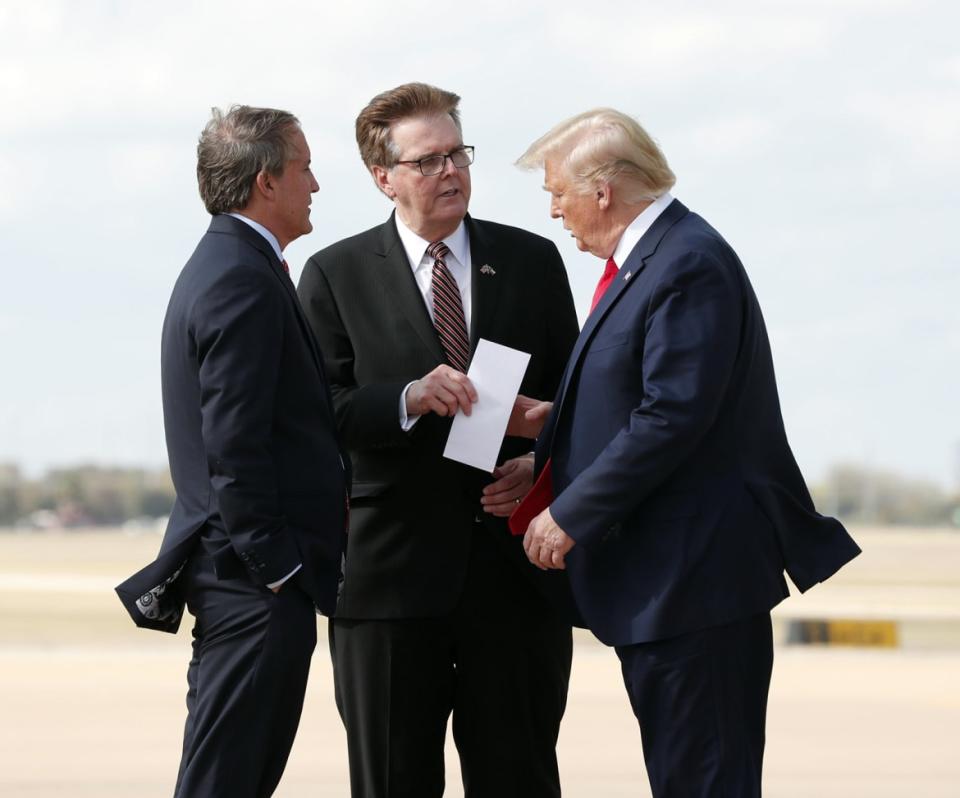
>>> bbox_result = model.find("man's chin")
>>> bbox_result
[436,205,468,228]
[437,193,468,211]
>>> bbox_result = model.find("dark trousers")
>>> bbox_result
[330,526,573,798]
[174,549,318,798]
[615,613,774,798]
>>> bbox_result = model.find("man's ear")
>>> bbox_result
[371,165,396,199]
[596,182,612,211]
[254,169,275,201]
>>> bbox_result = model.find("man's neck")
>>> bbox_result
[396,210,462,244]
[602,200,654,260]
[232,207,290,250]
[228,212,284,261]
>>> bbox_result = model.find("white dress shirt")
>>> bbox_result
[228,213,284,262]
[394,215,473,429]
[611,192,675,268]
[395,215,472,328]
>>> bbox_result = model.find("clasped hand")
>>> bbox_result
[481,455,534,516]
[522,508,575,570]
[405,364,478,417]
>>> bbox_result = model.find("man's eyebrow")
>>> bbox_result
[407,146,464,161]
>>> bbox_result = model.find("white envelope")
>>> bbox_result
[443,339,531,472]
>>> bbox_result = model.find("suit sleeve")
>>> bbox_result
[193,265,301,584]
[550,250,742,547]
[541,241,580,395]
[298,255,412,450]
[526,240,578,469]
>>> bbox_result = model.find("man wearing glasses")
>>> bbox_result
[298,83,579,797]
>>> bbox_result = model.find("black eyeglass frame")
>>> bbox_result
[395,146,475,176]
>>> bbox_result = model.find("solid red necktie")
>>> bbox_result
[590,257,618,313]
[281,259,290,274]
[427,241,470,373]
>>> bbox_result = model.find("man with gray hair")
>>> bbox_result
[514,109,860,797]
[116,105,348,797]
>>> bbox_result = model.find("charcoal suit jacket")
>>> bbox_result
[298,212,579,619]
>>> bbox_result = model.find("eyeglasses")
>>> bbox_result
[395,146,475,176]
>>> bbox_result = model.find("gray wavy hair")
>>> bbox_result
[196,105,300,215]
[516,108,675,205]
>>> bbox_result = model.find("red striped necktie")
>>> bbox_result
[427,241,470,373]
[590,257,618,314]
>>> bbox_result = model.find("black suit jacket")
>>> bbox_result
[537,200,861,646]
[298,213,579,619]
[116,215,349,631]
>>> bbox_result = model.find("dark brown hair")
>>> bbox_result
[355,82,461,169]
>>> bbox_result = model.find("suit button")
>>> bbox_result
[602,522,622,542]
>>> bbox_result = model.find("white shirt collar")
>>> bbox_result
[394,213,470,273]
[228,213,284,263]
[611,192,675,268]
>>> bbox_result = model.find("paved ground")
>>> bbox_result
[1,528,959,796]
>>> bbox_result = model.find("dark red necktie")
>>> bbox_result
[590,257,618,314]
[427,241,470,372]
[281,259,290,274]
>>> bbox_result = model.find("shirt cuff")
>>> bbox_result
[399,381,420,431]
[266,563,302,590]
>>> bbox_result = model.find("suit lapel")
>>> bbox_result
[376,214,446,364]
[465,215,502,351]
[275,258,330,379]
[546,199,690,454]
[209,215,334,408]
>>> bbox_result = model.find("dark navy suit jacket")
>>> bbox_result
[537,200,860,646]
[116,215,349,632]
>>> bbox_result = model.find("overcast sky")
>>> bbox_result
[1,0,957,488]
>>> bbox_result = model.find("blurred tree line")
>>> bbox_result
[810,463,959,526]
[0,461,958,529]
[0,463,174,527]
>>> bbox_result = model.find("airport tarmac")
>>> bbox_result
[2,528,959,797]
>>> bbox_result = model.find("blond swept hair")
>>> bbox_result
[355,82,462,169]
[517,108,675,205]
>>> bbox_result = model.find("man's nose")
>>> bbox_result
[440,154,460,177]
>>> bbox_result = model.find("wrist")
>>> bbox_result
[402,380,420,416]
